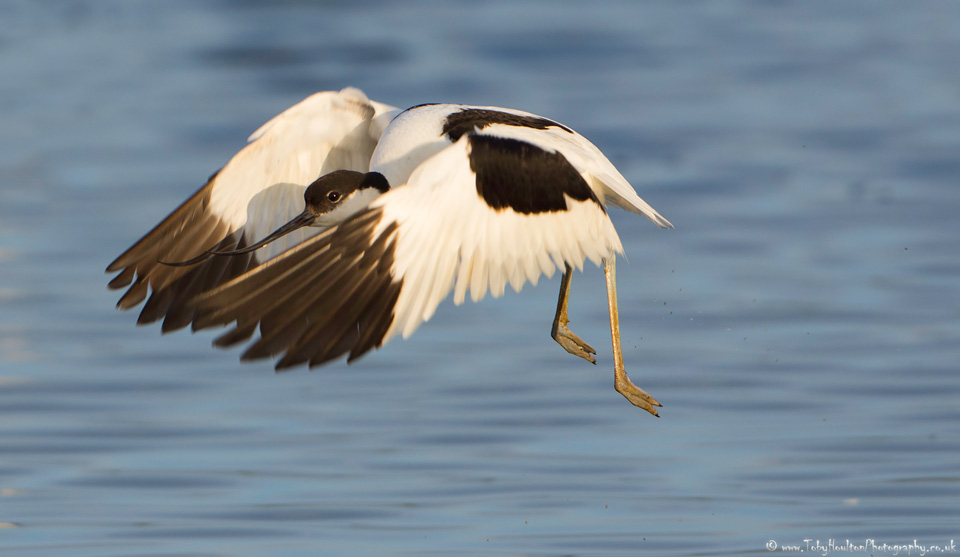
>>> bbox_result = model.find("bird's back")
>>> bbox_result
[369,103,672,229]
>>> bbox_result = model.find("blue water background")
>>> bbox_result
[1,1,958,555]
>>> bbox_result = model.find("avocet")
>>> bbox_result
[107,87,672,416]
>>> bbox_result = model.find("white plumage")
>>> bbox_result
[106,88,396,326]
[210,88,398,259]
[108,87,672,416]
[372,135,620,340]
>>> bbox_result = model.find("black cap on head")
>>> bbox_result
[360,171,390,194]
[304,170,364,212]
[304,170,390,213]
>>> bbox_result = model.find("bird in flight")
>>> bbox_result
[106,87,673,416]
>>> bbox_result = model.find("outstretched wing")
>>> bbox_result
[191,133,624,369]
[106,87,398,332]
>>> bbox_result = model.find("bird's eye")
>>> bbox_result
[327,191,341,203]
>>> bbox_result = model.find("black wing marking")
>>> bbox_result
[467,134,603,215]
[442,108,573,141]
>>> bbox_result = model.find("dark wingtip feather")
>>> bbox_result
[214,322,257,348]
[275,354,306,371]
[161,310,195,334]
[105,255,127,274]
[138,288,175,326]
[108,267,136,289]
[117,281,149,310]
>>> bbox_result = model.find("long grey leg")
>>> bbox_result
[604,257,661,417]
[550,263,597,364]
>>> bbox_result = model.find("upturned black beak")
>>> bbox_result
[213,209,317,256]
[159,209,316,267]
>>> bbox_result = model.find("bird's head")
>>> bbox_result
[184,170,390,262]
[303,170,390,227]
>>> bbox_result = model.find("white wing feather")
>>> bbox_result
[107,88,398,321]
[371,136,624,342]
[210,88,398,241]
